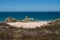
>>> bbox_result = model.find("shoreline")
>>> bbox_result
[7,21,49,28]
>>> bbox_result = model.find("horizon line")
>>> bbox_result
[0,11,60,12]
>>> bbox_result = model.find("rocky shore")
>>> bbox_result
[0,17,60,40]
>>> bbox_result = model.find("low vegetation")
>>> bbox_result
[0,19,60,40]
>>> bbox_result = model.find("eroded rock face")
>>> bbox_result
[4,17,17,23]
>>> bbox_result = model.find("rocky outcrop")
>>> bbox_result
[22,16,30,22]
[4,17,18,23]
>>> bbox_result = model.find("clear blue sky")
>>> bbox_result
[0,0,60,12]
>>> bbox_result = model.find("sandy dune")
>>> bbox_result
[7,21,49,28]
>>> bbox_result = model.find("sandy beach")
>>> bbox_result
[7,21,49,28]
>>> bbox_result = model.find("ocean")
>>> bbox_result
[0,12,60,22]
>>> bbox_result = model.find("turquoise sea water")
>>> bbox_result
[0,12,60,22]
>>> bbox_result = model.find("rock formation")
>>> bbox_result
[4,17,18,23]
[22,16,30,22]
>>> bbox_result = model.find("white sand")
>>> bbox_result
[7,21,49,28]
